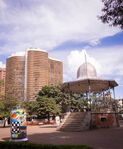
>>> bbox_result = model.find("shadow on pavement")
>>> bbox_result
[2,126,123,149]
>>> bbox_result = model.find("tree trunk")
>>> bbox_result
[3,118,6,127]
[47,113,50,123]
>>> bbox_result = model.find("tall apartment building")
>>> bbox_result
[5,56,25,100]
[0,68,6,96]
[5,49,63,101]
[49,58,63,85]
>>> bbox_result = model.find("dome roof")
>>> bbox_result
[77,62,97,79]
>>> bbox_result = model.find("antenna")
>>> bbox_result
[84,51,88,78]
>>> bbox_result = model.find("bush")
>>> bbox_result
[0,141,93,149]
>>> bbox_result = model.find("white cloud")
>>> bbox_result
[1,0,123,93]
[58,46,122,85]
[0,0,121,55]
[0,0,7,11]
[88,46,123,77]
[10,51,25,57]
[49,46,123,84]
[0,61,5,68]
[67,49,102,79]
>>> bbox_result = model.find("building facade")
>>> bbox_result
[5,49,63,101]
[48,58,63,85]
[5,56,25,100]
[26,50,49,100]
[0,68,6,96]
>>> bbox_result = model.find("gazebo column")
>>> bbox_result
[108,81,112,112]
[102,90,105,112]
[88,80,91,111]
[86,91,89,110]
[102,90,105,100]
[112,87,116,111]
[112,87,115,97]
[88,80,93,129]
[112,87,119,127]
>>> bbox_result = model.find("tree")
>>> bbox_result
[38,85,88,113]
[38,85,71,113]
[36,96,60,121]
[4,96,18,114]
[0,96,18,127]
[0,100,5,117]
[21,101,37,117]
[91,92,118,112]
[0,96,17,117]
[0,100,7,127]
[99,0,123,29]
[38,85,62,102]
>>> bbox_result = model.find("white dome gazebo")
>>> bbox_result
[62,55,119,129]
[77,62,97,80]
[62,62,119,128]
[63,62,118,94]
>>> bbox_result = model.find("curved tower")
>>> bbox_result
[5,48,63,101]
[26,50,49,100]
[5,56,25,101]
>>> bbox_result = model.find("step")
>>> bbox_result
[59,112,90,132]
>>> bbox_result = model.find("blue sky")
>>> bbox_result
[0,0,123,98]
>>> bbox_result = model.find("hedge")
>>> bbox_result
[0,141,93,149]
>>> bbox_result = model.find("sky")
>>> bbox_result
[0,0,123,98]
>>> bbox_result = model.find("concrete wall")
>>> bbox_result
[91,113,119,128]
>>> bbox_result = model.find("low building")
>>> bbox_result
[0,68,6,97]
[117,99,123,112]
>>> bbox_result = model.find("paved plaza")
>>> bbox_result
[0,121,123,149]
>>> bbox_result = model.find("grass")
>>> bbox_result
[0,141,93,149]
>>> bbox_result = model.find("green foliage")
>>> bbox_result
[0,100,4,111]
[0,141,92,149]
[4,97,18,113]
[99,0,123,29]
[36,97,60,119]
[37,86,88,114]
[38,85,71,113]
[38,86,63,103]
[38,86,61,98]
[21,101,37,116]
[0,85,89,120]
[0,100,5,118]
[21,86,64,119]
[91,92,118,112]
[0,96,18,119]
[70,94,88,111]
